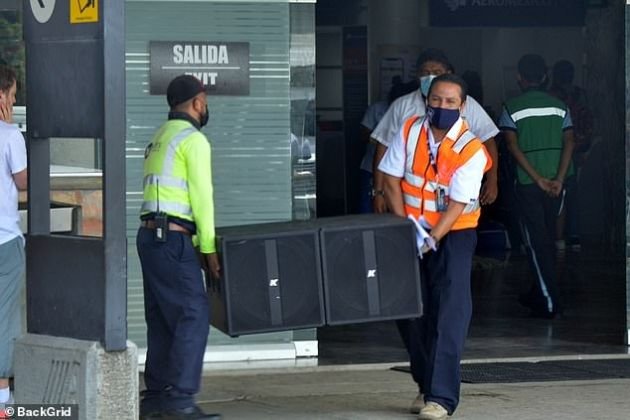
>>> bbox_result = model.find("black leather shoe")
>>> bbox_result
[140,412,165,420]
[529,308,557,319]
[160,405,221,420]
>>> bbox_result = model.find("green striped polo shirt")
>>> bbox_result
[499,89,573,185]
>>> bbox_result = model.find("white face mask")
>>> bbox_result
[419,75,437,97]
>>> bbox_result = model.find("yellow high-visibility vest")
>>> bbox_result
[141,119,216,253]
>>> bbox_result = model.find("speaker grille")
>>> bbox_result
[213,230,324,336]
[321,221,422,325]
[211,215,421,334]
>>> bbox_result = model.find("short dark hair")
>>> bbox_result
[518,54,547,84]
[0,66,16,93]
[552,59,575,86]
[416,48,454,73]
[428,73,468,102]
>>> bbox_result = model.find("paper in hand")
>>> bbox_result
[407,214,436,257]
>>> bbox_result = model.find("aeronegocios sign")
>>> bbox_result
[150,41,250,95]
[430,0,585,27]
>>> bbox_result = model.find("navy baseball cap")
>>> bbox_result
[166,75,205,108]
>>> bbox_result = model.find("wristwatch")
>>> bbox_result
[371,189,385,198]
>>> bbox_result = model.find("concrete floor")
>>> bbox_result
[196,367,630,419]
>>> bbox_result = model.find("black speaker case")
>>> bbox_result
[210,221,325,337]
[318,214,423,326]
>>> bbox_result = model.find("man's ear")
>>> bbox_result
[193,96,204,113]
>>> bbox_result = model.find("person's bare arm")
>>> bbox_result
[372,142,389,213]
[550,129,575,197]
[479,137,498,205]
[13,169,27,191]
[205,253,221,280]
[382,173,404,218]
[428,200,467,242]
[504,130,553,194]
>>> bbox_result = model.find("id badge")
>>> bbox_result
[436,187,449,212]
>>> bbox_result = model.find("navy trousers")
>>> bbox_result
[136,227,209,412]
[397,228,477,414]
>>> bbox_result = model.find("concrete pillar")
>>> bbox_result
[584,2,625,248]
[625,2,630,347]
[13,335,138,420]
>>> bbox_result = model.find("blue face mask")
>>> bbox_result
[427,105,460,130]
[419,75,437,97]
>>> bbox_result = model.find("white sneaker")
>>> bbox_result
[409,393,425,414]
[418,401,449,420]
[0,393,13,418]
[0,391,13,406]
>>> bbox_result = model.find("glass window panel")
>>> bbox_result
[50,137,103,238]
[290,3,316,220]
[0,7,25,105]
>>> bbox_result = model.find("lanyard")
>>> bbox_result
[426,126,449,212]
[426,124,441,175]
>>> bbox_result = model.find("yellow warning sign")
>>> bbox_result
[70,0,98,24]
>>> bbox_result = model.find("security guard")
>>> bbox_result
[137,75,221,420]
[379,74,491,420]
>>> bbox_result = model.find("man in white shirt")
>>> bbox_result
[371,49,498,213]
[358,100,388,213]
[0,66,27,408]
[379,74,490,420]
[358,80,417,213]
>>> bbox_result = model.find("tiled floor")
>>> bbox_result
[318,247,628,365]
